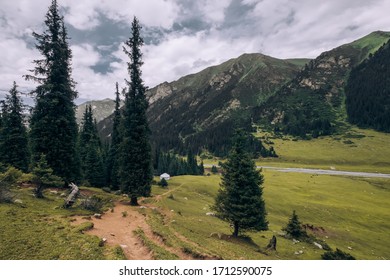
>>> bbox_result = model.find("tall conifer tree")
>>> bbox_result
[119,17,152,205]
[106,82,122,189]
[79,105,105,187]
[25,0,79,183]
[213,129,268,237]
[0,82,30,171]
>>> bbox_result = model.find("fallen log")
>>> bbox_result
[63,182,79,208]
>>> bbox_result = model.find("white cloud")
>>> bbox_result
[1,0,390,100]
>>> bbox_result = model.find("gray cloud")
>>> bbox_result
[0,0,390,101]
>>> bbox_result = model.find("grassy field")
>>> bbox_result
[0,186,125,260]
[251,127,390,173]
[144,173,390,260]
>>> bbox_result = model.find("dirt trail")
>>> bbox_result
[72,200,193,260]
[73,201,153,259]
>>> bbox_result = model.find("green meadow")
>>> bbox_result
[143,173,390,260]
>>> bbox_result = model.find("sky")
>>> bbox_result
[1,0,390,102]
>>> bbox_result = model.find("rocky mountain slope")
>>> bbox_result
[76,99,123,125]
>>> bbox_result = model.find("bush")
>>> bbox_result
[159,178,168,187]
[0,167,22,203]
[321,248,356,260]
[80,195,104,213]
[283,210,307,239]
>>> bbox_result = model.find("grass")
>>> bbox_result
[0,186,125,260]
[254,127,390,173]
[146,174,390,260]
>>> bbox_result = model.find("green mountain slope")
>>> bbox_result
[253,31,390,138]
[98,53,307,155]
[146,53,306,155]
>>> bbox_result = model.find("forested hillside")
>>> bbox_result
[345,39,390,132]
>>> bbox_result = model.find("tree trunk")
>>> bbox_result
[130,196,138,206]
[64,183,79,208]
[34,184,44,198]
[233,221,239,237]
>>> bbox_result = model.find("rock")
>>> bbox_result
[293,239,300,244]
[60,193,67,197]
[184,197,188,200]
[206,212,215,216]
[120,244,128,248]
[50,190,58,195]
[110,233,115,236]
[348,246,353,250]
[294,250,304,255]
[313,242,323,249]
[139,206,147,209]
[299,250,304,254]
[14,199,23,204]
[170,209,174,212]
[94,213,102,219]
[210,232,222,239]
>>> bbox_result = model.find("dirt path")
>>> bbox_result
[72,199,194,260]
[73,201,153,260]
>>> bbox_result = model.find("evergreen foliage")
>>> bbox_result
[159,178,168,188]
[79,105,105,187]
[155,150,204,176]
[213,129,268,237]
[25,0,79,183]
[283,210,307,239]
[0,82,30,172]
[211,165,218,174]
[32,154,63,198]
[119,17,152,205]
[345,40,390,132]
[106,83,122,190]
[321,248,356,260]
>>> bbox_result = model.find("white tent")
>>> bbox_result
[159,173,171,180]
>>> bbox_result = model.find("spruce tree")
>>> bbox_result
[0,82,30,172]
[119,17,152,205]
[32,154,63,198]
[79,105,105,187]
[106,82,122,189]
[213,129,268,237]
[283,210,307,239]
[25,0,79,183]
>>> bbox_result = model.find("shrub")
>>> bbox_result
[321,248,356,260]
[159,178,168,187]
[80,195,104,213]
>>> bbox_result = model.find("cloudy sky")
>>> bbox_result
[1,0,390,102]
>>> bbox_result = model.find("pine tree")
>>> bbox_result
[25,0,79,183]
[211,165,218,174]
[198,161,204,175]
[213,129,268,237]
[32,154,63,198]
[119,17,152,205]
[79,105,105,187]
[0,82,30,172]
[107,82,122,189]
[283,210,307,239]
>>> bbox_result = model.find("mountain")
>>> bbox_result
[97,31,390,155]
[76,99,123,125]
[253,31,390,138]
[97,53,307,155]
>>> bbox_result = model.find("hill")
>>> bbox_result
[253,31,390,138]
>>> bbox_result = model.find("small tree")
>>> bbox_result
[159,177,168,188]
[213,129,268,237]
[283,210,307,239]
[211,165,218,174]
[32,155,63,198]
